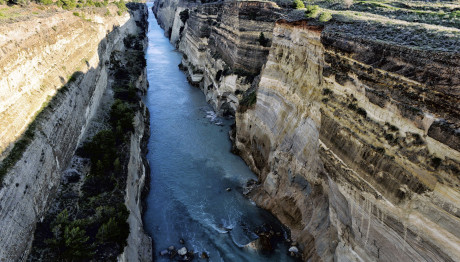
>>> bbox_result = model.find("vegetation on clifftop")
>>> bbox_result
[273,0,460,52]
[0,0,134,24]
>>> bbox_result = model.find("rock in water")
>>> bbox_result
[200,252,209,259]
[168,245,175,251]
[160,249,169,256]
[289,246,299,253]
[178,247,187,256]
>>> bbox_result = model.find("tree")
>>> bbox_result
[45,209,94,260]
[258,32,269,47]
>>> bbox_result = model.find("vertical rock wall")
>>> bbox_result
[0,11,130,155]
[154,0,280,116]
[236,20,460,261]
[154,1,460,261]
[0,6,151,261]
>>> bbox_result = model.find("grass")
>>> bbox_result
[0,0,127,24]
[302,0,460,28]
[0,6,22,20]
[277,0,460,51]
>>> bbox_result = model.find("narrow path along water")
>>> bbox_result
[143,4,296,261]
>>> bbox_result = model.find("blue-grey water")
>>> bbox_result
[143,3,295,261]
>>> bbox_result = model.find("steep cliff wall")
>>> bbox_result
[236,19,460,261]
[0,5,151,261]
[0,8,129,155]
[119,6,152,261]
[154,0,281,116]
[155,0,460,261]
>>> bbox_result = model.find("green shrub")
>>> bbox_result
[240,90,257,108]
[57,0,77,10]
[257,32,269,47]
[115,0,127,15]
[384,133,394,142]
[305,5,320,18]
[348,103,357,110]
[114,85,138,103]
[45,209,94,260]
[110,99,135,134]
[319,11,332,22]
[292,0,304,9]
[322,88,332,95]
[36,0,53,5]
[96,216,129,246]
[80,130,117,176]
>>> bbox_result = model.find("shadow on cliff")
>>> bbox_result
[0,3,148,187]
[0,3,148,261]
[23,4,147,261]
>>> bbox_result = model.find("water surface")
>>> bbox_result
[143,4,295,261]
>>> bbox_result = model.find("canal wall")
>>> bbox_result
[153,0,460,261]
[0,3,151,261]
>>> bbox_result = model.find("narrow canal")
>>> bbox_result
[143,3,295,261]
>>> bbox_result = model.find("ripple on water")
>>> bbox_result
[143,3,299,262]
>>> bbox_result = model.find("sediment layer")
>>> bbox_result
[154,0,460,261]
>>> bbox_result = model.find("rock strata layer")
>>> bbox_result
[154,1,460,261]
[0,5,151,261]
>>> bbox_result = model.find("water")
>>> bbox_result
[143,3,296,261]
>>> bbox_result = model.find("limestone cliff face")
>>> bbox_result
[236,20,460,261]
[0,6,151,261]
[154,0,281,116]
[0,10,130,155]
[155,1,460,261]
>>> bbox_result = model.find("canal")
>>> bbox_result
[143,3,296,261]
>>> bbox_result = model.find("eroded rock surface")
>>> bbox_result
[0,4,151,261]
[155,0,460,261]
[237,19,460,262]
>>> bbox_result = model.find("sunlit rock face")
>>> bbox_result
[0,6,151,260]
[154,1,460,261]
[154,0,281,116]
[236,20,460,261]
[0,11,131,155]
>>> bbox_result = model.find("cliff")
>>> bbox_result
[154,0,460,261]
[154,0,281,116]
[0,4,151,260]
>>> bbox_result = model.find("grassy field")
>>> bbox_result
[274,0,460,51]
[0,1,129,24]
